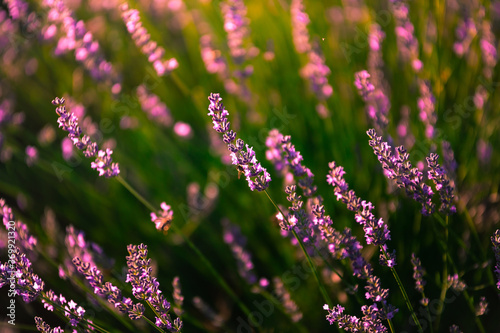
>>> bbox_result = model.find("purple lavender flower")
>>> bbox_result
[291,0,311,54]
[52,97,120,178]
[126,244,182,331]
[35,317,64,333]
[1,199,38,252]
[200,34,229,77]
[475,296,488,316]
[367,128,435,216]
[389,0,422,72]
[491,229,500,290]
[327,161,392,250]
[120,3,178,76]
[324,303,391,332]
[41,0,121,93]
[0,248,44,302]
[411,253,429,306]
[41,289,89,328]
[480,20,497,80]
[72,256,145,320]
[150,202,174,234]
[426,153,456,215]
[354,71,390,133]
[453,18,476,57]
[137,85,173,127]
[172,276,184,317]
[447,274,466,292]
[273,277,302,322]
[207,93,271,191]
[220,0,256,65]
[222,219,257,285]
[300,41,333,102]
[417,80,436,139]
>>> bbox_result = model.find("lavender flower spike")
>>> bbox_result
[367,128,434,216]
[52,97,119,178]
[207,93,271,191]
[426,153,456,215]
[126,244,182,332]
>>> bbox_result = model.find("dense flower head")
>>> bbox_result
[120,3,178,76]
[327,161,392,249]
[52,97,120,178]
[417,80,437,139]
[207,93,271,191]
[72,256,145,320]
[0,247,44,302]
[426,153,456,215]
[324,303,390,332]
[126,244,182,332]
[41,289,88,328]
[411,253,429,306]
[34,316,64,333]
[367,128,435,216]
[273,277,302,322]
[447,274,466,292]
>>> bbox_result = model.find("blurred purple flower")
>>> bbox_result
[291,0,311,54]
[120,3,178,76]
[150,202,173,234]
[25,145,38,166]
[52,97,120,178]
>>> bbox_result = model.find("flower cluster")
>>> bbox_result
[220,0,255,64]
[73,256,145,320]
[426,153,456,215]
[1,199,37,252]
[300,42,333,102]
[41,289,88,328]
[137,85,173,127]
[120,3,178,76]
[34,316,64,333]
[367,128,435,216]
[52,97,120,178]
[327,162,392,250]
[207,93,271,191]
[0,248,44,303]
[417,80,437,139]
[41,0,121,93]
[172,276,184,317]
[150,202,174,234]
[354,70,390,134]
[126,244,182,331]
[222,219,257,285]
[324,304,390,332]
[410,253,429,306]
[291,0,311,54]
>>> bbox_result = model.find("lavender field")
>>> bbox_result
[1,0,499,332]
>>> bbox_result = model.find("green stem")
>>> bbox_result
[264,189,333,306]
[434,215,449,331]
[380,246,422,332]
[116,176,254,319]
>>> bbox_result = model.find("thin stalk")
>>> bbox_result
[264,189,333,306]
[380,246,422,332]
[434,215,449,331]
[116,176,253,319]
